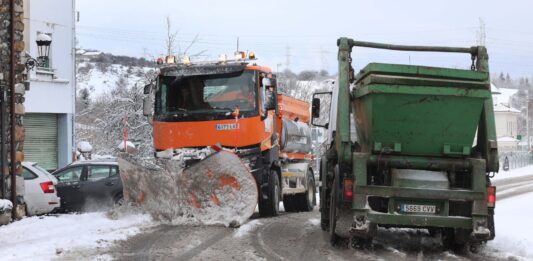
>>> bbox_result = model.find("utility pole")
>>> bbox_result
[526,89,531,151]
[236,37,239,52]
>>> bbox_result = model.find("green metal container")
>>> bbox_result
[353,63,491,157]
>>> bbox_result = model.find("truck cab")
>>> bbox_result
[143,54,315,216]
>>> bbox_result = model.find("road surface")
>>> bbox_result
[57,174,533,261]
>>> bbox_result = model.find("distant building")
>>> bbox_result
[491,83,521,152]
[76,49,103,62]
[23,0,76,170]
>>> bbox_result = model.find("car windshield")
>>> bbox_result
[156,70,256,115]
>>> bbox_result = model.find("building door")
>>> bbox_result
[24,113,58,171]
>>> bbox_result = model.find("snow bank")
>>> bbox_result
[485,192,533,260]
[493,164,533,181]
[0,211,155,260]
[234,219,262,238]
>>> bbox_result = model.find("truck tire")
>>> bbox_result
[320,187,330,231]
[329,174,340,245]
[296,174,315,212]
[488,209,495,240]
[259,169,280,217]
[320,163,331,231]
[283,195,297,212]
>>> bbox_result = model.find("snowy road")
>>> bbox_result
[104,172,533,261]
[2,170,533,260]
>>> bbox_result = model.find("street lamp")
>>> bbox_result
[36,33,52,68]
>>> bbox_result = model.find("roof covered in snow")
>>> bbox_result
[492,83,519,106]
[498,136,520,142]
[494,103,521,113]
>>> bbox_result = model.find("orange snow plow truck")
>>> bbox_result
[118,53,315,226]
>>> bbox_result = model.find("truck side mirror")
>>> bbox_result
[312,98,320,118]
[143,96,152,116]
[264,89,276,111]
[311,92,332,128]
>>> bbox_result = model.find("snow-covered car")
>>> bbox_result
[22,162,61,216]
[52,159,123,212]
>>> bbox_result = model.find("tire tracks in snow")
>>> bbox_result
[493,174,533,200]
[176,229,231,260]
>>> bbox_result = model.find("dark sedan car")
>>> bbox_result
[52,159,123,212]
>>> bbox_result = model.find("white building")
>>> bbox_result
[22,0,76,170]
[491,84,521,152]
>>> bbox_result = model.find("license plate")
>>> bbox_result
[400,204,436,214]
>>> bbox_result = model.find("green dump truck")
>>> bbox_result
[312,38,498,251]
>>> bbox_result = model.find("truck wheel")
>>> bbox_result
[320,186,330,231]
[488,210,495,240]
[259,169,280,217]
[320,169,331,231]
[283,195,297,212]
[297,175,315,212]
[329,175,340,245]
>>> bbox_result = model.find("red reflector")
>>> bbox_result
[487,186,496,207]
[40,181,55,194]
[48,202,59,205]
[343,179,353,201]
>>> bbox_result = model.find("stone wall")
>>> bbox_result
[0,0,26,220]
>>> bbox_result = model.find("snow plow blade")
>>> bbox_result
[118,151,258,227]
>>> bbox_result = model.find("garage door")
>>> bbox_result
[24,113,58,170]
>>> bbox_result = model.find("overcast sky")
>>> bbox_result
[76,0,532,77]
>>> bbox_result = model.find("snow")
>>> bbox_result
[486,192,533,260]
[307,218,320,226]
[36,33,52,42]
[0,199,12,210]
[234,219,262,238]
[77,62,152,98]
[493,103,521,113]
[0,211,155,260]
[117,140,135,150]
[493,164,533,181]
[492,84,518,106]
[77,141,93,152]
[498,136,520,142]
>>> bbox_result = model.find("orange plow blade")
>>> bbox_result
[118,151,258,227]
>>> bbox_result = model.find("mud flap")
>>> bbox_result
[118,151,258,227]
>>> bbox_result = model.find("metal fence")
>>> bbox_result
[499,151,533,171]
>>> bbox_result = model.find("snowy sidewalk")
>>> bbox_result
[0,211,155,260]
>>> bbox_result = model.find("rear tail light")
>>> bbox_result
[487,186,496,207]
[40,181,55,194]
[343,179,353,201]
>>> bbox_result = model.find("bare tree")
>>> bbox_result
[165,16,178,57]
[163,16,206,60]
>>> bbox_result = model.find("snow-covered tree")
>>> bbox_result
[76,70,156,157]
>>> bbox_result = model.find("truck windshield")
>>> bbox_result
[156,71,256,116]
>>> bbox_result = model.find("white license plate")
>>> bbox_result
[400,204,436,214]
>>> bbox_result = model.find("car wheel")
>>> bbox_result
[114,194,124,207]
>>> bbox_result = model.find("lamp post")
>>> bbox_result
[36,33,52,68]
